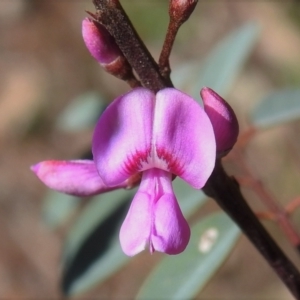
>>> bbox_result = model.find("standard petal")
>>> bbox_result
[31,160,121,196]
[119,191,152,256]
[152,193,190,255]
[93,88,155,186]
[153,88,216,189]
[201,87,239,156]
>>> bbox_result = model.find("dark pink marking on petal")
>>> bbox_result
[123,148,152,175]
[156,147,184,176]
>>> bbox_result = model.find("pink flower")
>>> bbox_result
[32,87,237,256]
[92,88,216,255]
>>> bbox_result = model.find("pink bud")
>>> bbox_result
[169,0,198,24]
[82,18,122,65]
[201,87,239,157]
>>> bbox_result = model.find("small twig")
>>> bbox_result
[223,127,256,162]
[235,151,300,249]
[159,20,181,78]
[256,211,276,221]
[159,0,199,79]
[286,198,300,215]
[286,130,300,177]
[235,127,257,149]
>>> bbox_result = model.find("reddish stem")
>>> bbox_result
[159,19,181,79]
[235,151,300,248]
[286,198,300,215]
[256,211,276,221]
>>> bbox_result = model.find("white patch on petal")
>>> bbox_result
[137,147,170,173]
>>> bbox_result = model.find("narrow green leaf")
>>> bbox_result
[55,91,106,132]
[42,191,80,230]
[62,189,135,296]
[251,88,300,128]
[137,212,240,300]
[192,22,259,101]
[66,236,127,296]
[173,22,258,104]
[63,203,130,296]
[62,189,135,267]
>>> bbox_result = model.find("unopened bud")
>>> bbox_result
[82,18,137,83]
[169,0,198,24]
[201,87,239,157]
[82,18,121,65]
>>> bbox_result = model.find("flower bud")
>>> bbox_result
[169,0,198,24]
[82,18,137,83]
[82,18,121,65]
[201,87,239,157]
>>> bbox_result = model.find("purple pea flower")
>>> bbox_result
[32,87,238,256]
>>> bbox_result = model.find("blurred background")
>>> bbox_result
[1,0,300,299]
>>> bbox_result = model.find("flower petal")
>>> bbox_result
[93,88,155,186]
[119,190,152,256]
[31,160,122,196]
[119,169,190,256]
[201,87,239,156]
[151,193,190,255]
[153,88,216,188]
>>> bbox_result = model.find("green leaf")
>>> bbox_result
[42,191,80,230]
[171,23,259,102]
[192,22,260,101]
[251,88,300,128]
[62,189,135,296]
[62,189,135,267]
[55,91,106,132]
[65,235,127,296]
[137,212,240,300]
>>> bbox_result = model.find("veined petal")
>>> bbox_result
[31,160,122,196]
[93,88,155,186]
[153,88,216,189]
[120,169,190,256]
